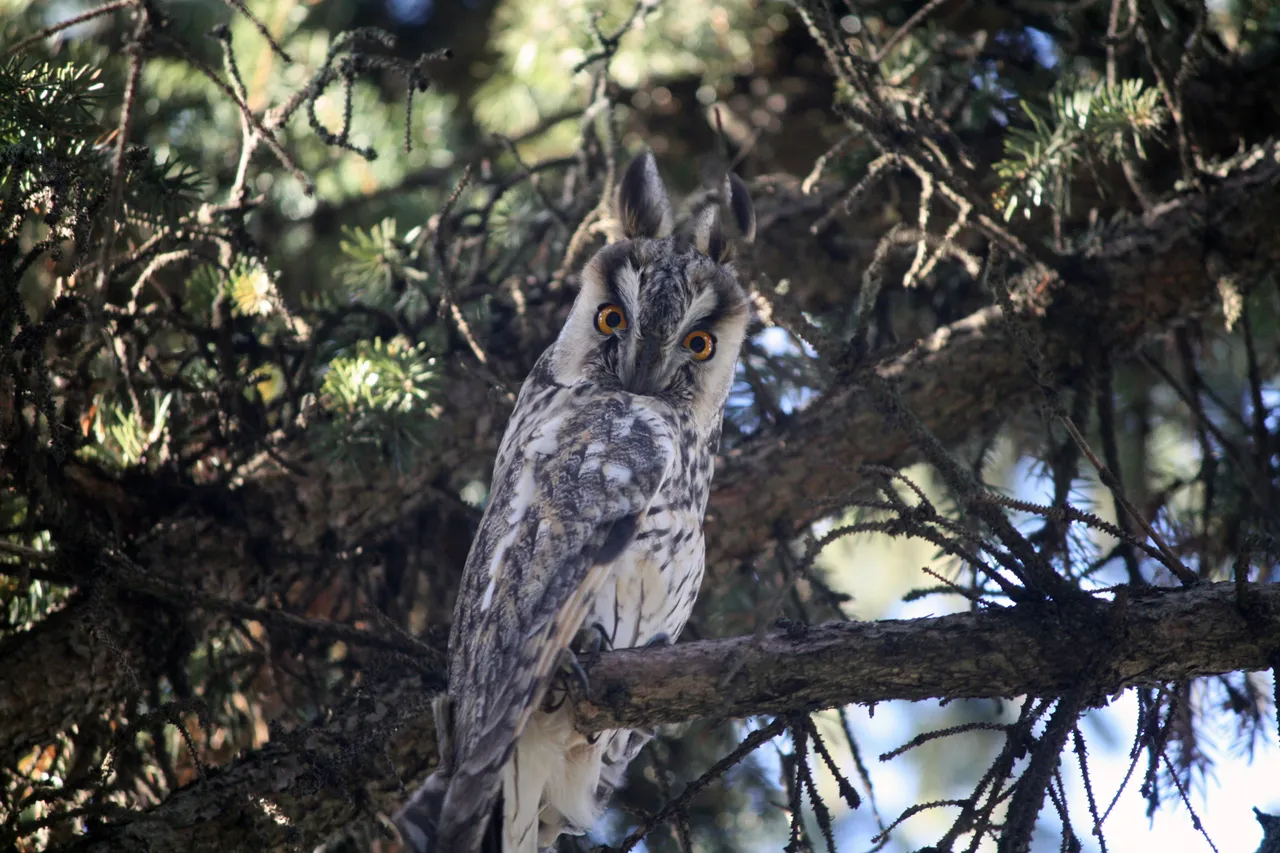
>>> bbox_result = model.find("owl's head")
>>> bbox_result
[552,150,756,431]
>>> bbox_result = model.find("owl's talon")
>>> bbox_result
[643,632,671,648]
[542,689,568,713]
[560,648,591,695]
[542,629,608,712]
[572,622,612,657]
[542,645,593,713]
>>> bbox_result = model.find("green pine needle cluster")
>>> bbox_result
[996,78,1166,220]
[1,56,203,240]
[312,336,441,476]
[82,391,175,469]
[0,58,103,149]
[334,217,434,324]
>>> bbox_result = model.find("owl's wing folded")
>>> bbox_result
[395,389,675,853]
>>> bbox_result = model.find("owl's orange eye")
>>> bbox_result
[683,330,715,361]
[595,303,628,335]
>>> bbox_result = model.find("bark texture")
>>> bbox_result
[575,581,1280,729]
[58,582,1280,852]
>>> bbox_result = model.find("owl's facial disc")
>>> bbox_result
[578,242,747,407]
[550,149,755,428]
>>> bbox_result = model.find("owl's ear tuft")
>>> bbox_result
[617,150,673,239]
[692,206,727,264]
[693,171,754,264]
[726,171,756,244]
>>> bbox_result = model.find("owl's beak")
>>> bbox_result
[629,336,665,396]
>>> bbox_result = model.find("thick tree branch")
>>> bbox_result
[55,581,1280,852]
[0,603,149,767]
[58,671,441,853]
[593,581,1280,727]
[574,582,1280,731]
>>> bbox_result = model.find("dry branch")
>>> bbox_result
[574,582,1280,730]
[53,582,1280,852]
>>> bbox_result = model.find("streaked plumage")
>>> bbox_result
[394,150,756,853]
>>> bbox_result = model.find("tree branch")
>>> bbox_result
[53,582,1280,852]
[578,582,1280,729]
[56,671,441,853]
[0,603,149,767]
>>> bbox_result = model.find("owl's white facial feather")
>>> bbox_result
[551,154,754,438]
[681,287,719,335]
[610,259,643,319]
[552,241,750,437]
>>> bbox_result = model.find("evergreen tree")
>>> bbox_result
[1,0,1278,851]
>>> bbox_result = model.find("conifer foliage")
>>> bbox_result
[2,1,1279,851]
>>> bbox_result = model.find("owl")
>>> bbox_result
[393,150,756,853]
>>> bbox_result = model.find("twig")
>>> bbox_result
[1074,725,1110,853]
[0,0,135,60]
[1241,311,1274,511]
[1136,4,1199,184]
[873,0,949,63]
[1160,751,1220,853]
[617,718,788,852]
[572,0,662,73]
[1095,364,1146,585]
[999,692,1084,853]
[861,370,1068,599]
[801,132,856,194]
[155,31,312,194]
[220,0,292,62]
[880,721,1009,762]
[1056,415,1198,585]
[873,799,969,844]
[91,6,148,301]
[1139,350,1267,508]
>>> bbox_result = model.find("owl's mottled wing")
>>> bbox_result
[435,388,676,849]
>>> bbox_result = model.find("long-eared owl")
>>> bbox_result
[394,150,756,853]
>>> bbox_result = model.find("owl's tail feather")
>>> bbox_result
[392,768,449,852]
[393,776,504,853]
[393,694,509,853]
[392,693,455,852]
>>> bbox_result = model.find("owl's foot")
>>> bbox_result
[542,624,617,712]
[543,624,610,713]
[571,621,613,659]
[643,632,671,648]
[543,646,593,712]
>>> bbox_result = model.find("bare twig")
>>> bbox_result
[873,0,949,63]
[617,718,788,852]
[0,0,135,60]
[91,6,148,301]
